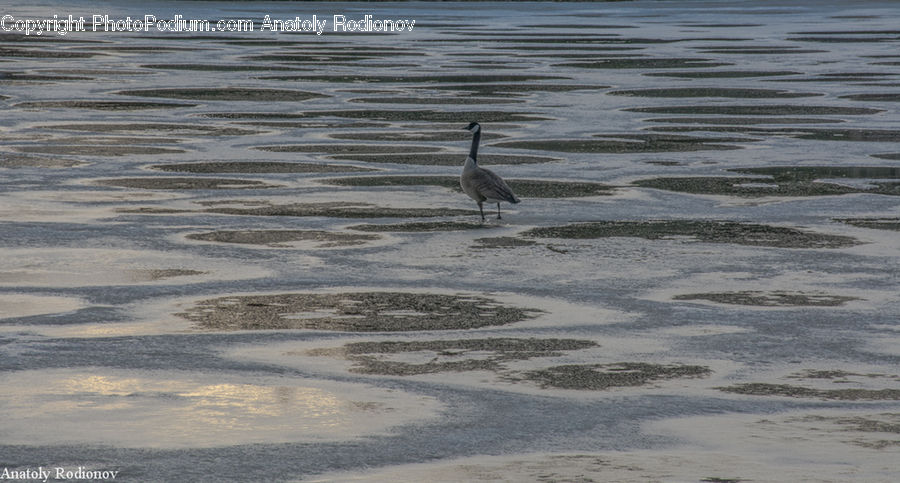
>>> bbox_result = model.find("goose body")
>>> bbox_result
[460,122,520,221]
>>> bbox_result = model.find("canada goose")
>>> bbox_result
[460,122,520,221]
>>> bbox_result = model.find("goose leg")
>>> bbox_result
[496,203,502,220]
[478,202,485,222]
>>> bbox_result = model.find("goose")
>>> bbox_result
[460,122,520,221]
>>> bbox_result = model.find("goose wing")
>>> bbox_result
[473,167,520,204]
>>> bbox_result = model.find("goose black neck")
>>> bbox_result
[468,129,480,162]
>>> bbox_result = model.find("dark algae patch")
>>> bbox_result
[787,369,900,381]
[115,88,328,102]
[179,292,539,332]
[15,145,184,156]
[841,93,900,102]
[744,166,900,182]
[557,58,731,69]
[150,162,376,174]
[0,72,92,82]
[329,131,507,142]
[674,291,859,307]
[645,117,845,125]
[494,134,748,154]
[802,128,900,143]
[514,362,711,390]
[837,218,900,231]
[787,414,900,450]
[0,47,100,59]
[348,221,498,232]
[322,176,614,198]
[633,175,858,198]
[322,175,459,190]
[242,53,418,64]
[254,144,443,154]
[720,369,900,400]
[348,97,523,105]
[327,153,556,166]
[782,72,896,82]
[233,121,387,129]
[473,236,539,249]
[718,383,900,401]
[0,153,85,168]
[311,338,597,376]
[789,36,900,43]
[521,221,859,249]
[96,178,280,190]
[643,70,800,78]
[130,269,206,281]
[831,415,900,436]
[38,123,259,136]
[141,63,301,72]
[205,109,548,123]
[427,84,609,97]
[608,88,821,98]
[697,47,826,55]
[624,105,883,116]
[14,100,196,111]
[435,36,672,45]
[195,201,479,219]
[634,166,900,198]
[186,230,379,248]
[651,126,900,143]
[256,74,570,84]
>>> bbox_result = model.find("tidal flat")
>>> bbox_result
[2,1,899,481]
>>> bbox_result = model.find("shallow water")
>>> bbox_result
[2,0,900,481]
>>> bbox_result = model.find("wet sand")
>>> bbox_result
[2,0,900,481]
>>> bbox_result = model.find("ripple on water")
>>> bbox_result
[624,105,884,115]
[494,134,751,153]
[13,100,197,110]
[115,87,329,102]
[326,153,557,166]
[204,109,550,122]
[37,122,260,136]
[95,177,282,190]
[254,144,444,154]
[0,153,86,168]
[608,87,822,98]
[150,161,376,174]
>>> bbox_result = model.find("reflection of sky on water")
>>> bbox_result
[0,369,440,447]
